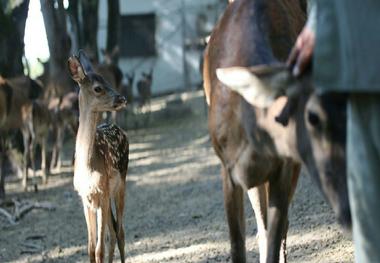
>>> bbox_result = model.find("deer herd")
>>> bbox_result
[0,0,352,262]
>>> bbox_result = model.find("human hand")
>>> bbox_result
[287,25,315,77]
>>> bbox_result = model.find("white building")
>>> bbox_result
[97,0,225,95]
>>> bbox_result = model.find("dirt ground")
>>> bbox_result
[0,91,353,262]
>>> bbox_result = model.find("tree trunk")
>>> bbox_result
[40,0,71,74]
[67,0,81,52]
[81,0,99,62]
[0,0,30,77]
[40,0,72,97]
[106,0,120,63]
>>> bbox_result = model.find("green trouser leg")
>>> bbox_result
[347,94,380,263]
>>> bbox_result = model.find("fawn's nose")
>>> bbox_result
[113,95,127,108]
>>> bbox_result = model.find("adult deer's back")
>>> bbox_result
[204,0,304,104]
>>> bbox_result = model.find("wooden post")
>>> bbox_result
[106,0,120,63]
[181,0,190,90]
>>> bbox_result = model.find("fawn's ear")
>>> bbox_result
[216,64,293,108]
[78,50,94,75]
[68,56,86,83]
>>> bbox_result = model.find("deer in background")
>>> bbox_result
[68,51,129,263]
[0,75,44,196]
[37,58,79,173]
[131,69,153,127]
[119,72,135,127]
[97,46,123,93]
[28,100,52,185]
[49,91,79,173]
[0,76,12,127]
[123,72,135,105]
[0,76,15,198]
[204,0,349,262]
[97,46,124,124]
[136,69,153,110]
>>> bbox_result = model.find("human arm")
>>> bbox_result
[287,3,317,77]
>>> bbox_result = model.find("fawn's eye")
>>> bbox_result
[93,85,102,93]
[307,111,321,128]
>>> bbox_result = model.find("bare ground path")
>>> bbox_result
[0,91,353,262]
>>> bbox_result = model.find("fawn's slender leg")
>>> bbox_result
[50,127,58,172]
[115,181,126,262]
[29,135,36,180]
[41,138,47,184]
[107,200,117,263]
[96,200,109,263]
[84,205,97,263]
[55,126,63,172]
[21,128,29,191]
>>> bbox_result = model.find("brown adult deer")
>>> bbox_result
[0,76,12,127]
[0,76,44,195]
[36,57,78,174]
[50,91,79,173]
[132,69,153,126]
[136,69,153,115]
[204,0,349,262]
[28,100,52,185]
[123,72,135,105]
[137,69,153,107]
[0,76,15,198]
[68,51,129,263]
[119,72,135,127]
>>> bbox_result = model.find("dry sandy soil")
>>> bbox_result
[0,91,353,262]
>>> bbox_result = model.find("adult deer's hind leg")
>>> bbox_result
[248,184,268,263]
[222,166,246,263]
[266,162,295,263]
[279,163,300,263]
